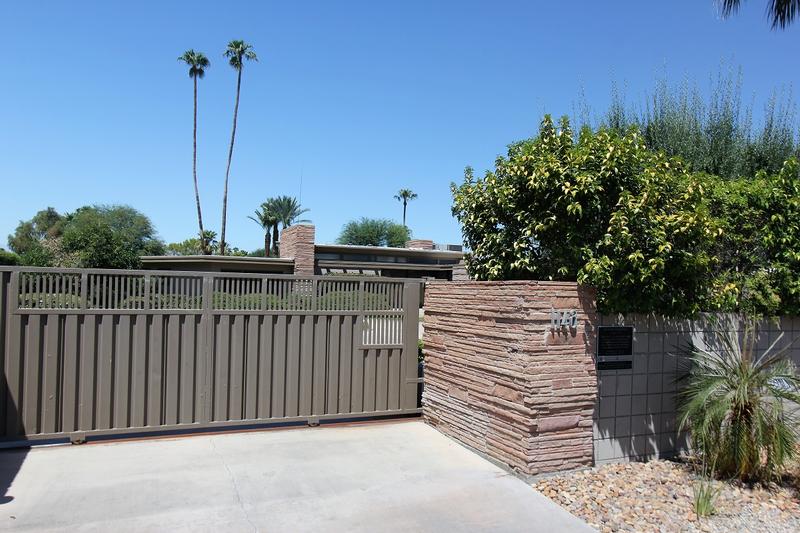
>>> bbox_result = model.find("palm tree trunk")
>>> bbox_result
[264,228,271,257]
[402,200,407,226]
[220,68,242,256]
[192,76,206,254]
[272,221,280,257]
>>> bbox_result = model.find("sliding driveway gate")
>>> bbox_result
[0,267,422,442]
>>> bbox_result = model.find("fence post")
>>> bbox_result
[79,272,88,309]
[200,274,214,424]
[143,275,151,311]
[400,280,421,410]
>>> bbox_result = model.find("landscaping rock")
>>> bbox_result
[533,459,800,533]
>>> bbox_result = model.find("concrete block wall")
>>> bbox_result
[422,281,599,477]
[594,314,800,464]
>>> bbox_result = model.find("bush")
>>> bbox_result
[0,249,20,266]
[337,218,410,248]
[452,115,716,316]
[678,321,800,482]
[705,159,800,316]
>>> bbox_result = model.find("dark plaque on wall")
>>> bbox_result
[597,326,634,357]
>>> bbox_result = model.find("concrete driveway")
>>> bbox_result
[0,420,591,532]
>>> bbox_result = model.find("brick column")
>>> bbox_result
[422,280,598,477]
[279,224,316,276]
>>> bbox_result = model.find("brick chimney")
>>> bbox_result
[405,239,435,250]
[279,224,316,275]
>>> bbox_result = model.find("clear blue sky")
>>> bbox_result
[1,1,798,251]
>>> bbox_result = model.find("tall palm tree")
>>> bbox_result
[718,0,799,28]
[271,196,311,229]
[393,189,418,226]
[248,202,278,257]
[178,50,210,254]
[219,40,258,255]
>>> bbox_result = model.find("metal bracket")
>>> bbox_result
[307,417,320,427]
[69,432,87,445]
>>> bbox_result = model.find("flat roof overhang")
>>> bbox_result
[140,255,294,273]
[316,260,455,271]
[314,244,463,261]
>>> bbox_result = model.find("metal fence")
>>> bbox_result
[0,267,422,442]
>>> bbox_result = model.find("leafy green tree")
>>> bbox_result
[452,115,716,316]
[178,49,211,254]
[10,205,164,268]
[583,70,798,180]
[393,189,417,226]
[337,218,410,247]
[719,0,800,28]
[705,159,800,315]
[220,40,257,256]
[60,217,140,269]
[8,207,64,256]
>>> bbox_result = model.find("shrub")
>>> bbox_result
[452,115,716,316]
[0,249,20,266]
[337,218,410,248]
[678,321,800,482]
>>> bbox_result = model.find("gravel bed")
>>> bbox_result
[533,459,800,532]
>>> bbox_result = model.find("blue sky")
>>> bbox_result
[1,1,798,251]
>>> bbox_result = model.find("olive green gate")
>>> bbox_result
[0,267,421,442]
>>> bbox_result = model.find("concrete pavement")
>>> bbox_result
[0,420,592,532]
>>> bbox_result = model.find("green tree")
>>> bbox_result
[248,202,279,257]
[337,218,410,247]
[393,189,418,226]
[178,49,211,254]
[219,40,257,256]
[719,0,800,28]
[166,231,218,256]
[60,217,140,269]
[452,116,716,316]
[10,205,164,268]
[8,207,64,256]
[704,159,800,316]
[582,70,798,179]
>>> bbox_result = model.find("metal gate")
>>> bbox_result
[0,267,422,442]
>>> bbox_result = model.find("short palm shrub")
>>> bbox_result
[678,323,800,482]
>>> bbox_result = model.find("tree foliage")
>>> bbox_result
[453,115,800,316]
[582,71,798,180]
[337,218,411,248]
[452,116,716,316]
[7,205,164,269]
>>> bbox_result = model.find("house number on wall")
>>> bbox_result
[550,309,578,330]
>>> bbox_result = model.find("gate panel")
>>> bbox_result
[0,267,422,442]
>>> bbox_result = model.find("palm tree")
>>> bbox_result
[718,0,800,28]
[219,40,258,255]
[248,203,278,257]
[178,50,210,254]
[393,189,418,226]
[271,196,311,229]
[678,320,800,481]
